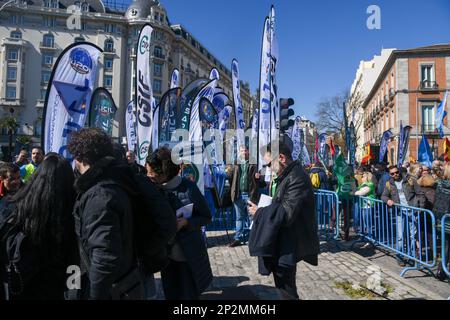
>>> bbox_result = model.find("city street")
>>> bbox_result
[154,231,448,300]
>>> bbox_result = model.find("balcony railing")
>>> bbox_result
[420,80,439,91]
[389,88,395,99]
[421,124,437,133]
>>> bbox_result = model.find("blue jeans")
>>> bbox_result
[396,208,417,258]
[234,193,250,242]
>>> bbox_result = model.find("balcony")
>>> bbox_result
[421,124,438,134]
[0,98,26,108]
[420,80,439,92]
[39,42,58,50]
[389,88,395,99]
[152,53,166,61]
[384,95,389,105]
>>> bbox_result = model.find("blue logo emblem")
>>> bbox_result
[70,48,92,74]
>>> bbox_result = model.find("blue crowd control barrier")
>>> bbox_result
[314,190,340,240]
[440,214,450,299]
[353,196,437,277]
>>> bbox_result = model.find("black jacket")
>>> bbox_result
[160,178,213,295]
[433,179,450,233]
[251,161,319,274]
[230,163,265,204]
[73,157,137,300]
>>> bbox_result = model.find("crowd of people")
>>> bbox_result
[301,158,450,280]
[0,130,320,300]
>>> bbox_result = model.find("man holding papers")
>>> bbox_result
[248,141,319,300]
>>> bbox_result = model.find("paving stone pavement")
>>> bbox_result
[154,231,449,300]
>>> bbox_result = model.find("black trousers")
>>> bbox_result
[161,260,199,300]
[272,265,299,300]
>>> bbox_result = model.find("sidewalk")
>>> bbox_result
[155,231,449,300]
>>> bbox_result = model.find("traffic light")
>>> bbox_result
[279,98,295,133]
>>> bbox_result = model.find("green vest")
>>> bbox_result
[359,181,376,199]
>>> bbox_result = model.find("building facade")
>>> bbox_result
[361,45,450,165]
[348,48,394,162]
[0,0,252,149]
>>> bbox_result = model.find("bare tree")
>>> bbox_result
[315,89,365,154]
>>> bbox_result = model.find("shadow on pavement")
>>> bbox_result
[202,276,278,300]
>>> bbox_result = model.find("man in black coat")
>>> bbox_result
[248,141,319,300]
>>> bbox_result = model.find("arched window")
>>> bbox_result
[104,39,114,52]
[81,2,89,12]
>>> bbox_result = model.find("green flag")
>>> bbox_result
[333,154,355,199]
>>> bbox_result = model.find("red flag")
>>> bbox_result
[329,138,336,157]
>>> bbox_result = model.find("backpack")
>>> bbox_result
[310,172,321,189]
[127,175,177,276]
[0,205,41,299]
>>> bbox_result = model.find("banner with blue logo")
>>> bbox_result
[397,122,412,168]
[88,87,117,136]
[170,68,180,89]
[179,79,209,131]
[270,6,279,134]
[258,17,272,170]
[125,100,137,152]
[135,24,154,165]
[158,87,182,146]
[209,68,220,81]
[231,59,246,154]
[379,129,393,163]
[42,42,101,160]
[292,116,302,161]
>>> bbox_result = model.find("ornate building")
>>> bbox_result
[0,0,252,149]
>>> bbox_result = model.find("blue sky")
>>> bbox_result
[124,0,450,121]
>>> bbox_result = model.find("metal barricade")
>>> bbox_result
[314,189,340,240]
[354,196,437,277]
[440,214,450,299]
[204,188,235,232]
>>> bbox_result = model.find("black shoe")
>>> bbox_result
[436,266,448,281]
[396,257,406,267]
[229,240,242,248]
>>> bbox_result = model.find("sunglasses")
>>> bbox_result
[390,171,400,176]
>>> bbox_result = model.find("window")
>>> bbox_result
[104,39,114,52]
[74,36,85,43]
[52,0,58,8]
[104,58,113,71]
[42,54,53,65]
[81,22,87,31]
[153,79,162,93]
[7,67,17,81]
[34,120,42,137]
[10,31,22,39]
[422,104,436,132]
[104,24,115,33]
[40,89,47,100]
[43,34,54,48]
[154,12,159,21]
[154,63,162,76]
[421,64,435,87]
[154,46,163,58]
[41,71,51,84]
[43,17,56,28]
[104,75,113,88]
[43,0,51,8]
[8,48,19,61]
[6,86,16,100]
[81,2,89,12]
[10,15,23,25]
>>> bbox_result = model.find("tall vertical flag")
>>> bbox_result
[379,129,393,163]
[258,16,272,170]
[343,102,350,163]
[349,122,356,167]
[231,59,246,153]
[436,91,448,138]
[135,24,154,165]
[291,116,302,161]
[269,6,279,135]
[125,100,137,152]
[397,122,412,168]
[170,68,180,89]
[42,42,102,160]
[88,87,117,136]
[418,134,433,168]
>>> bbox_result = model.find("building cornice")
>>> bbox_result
[362,44,450,109]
